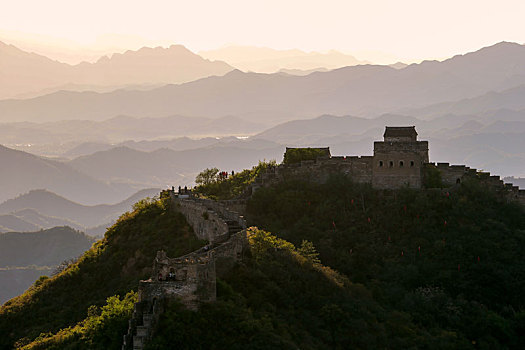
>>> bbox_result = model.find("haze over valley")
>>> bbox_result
[1,38,524,238]
[1,2,525,347]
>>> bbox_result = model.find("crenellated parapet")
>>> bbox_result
[251,126,523,204]
[425,162,525,205]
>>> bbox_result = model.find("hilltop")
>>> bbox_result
[0,162,523,348]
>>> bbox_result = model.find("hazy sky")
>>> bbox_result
[1,0,524,63]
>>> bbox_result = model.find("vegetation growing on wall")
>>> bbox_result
[194,160,276,200]
[423,164,444,188]
[283,147,330,165]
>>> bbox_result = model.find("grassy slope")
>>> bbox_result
[0,198,204,349]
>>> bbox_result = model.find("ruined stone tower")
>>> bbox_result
[372,126,429,189]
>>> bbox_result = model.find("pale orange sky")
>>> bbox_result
[1,0,524,64]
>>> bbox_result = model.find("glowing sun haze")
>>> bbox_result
[1,0,524,64]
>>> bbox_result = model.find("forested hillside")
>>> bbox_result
[1,173,524,349]
[0,198,204,349]
[245,176,525,348]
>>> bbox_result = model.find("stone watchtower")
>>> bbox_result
[372,126,429,189]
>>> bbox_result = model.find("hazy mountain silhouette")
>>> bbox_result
[0,226,94,304]
[6,209,83,231]
[199,45,367,73]
[67,142,283,188]
[0,114,267,158]
[277,67,330,76]
[73,45,233,86]
[0,41,72,100]
[0,114,265,143]
[0,226,94,267]
[402,85,525,119]
[0,267,53,305]
[3,42,524,123]
[0,41,233,100]
[0,145,132,204]
[60,137,222,159]
[254,114,420,144]
[0,188,161,230]
[0,214,40,233]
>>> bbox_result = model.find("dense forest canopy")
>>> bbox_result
[1,169,524,349]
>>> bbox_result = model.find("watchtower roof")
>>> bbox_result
[383,126,417,138]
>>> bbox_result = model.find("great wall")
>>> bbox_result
[250,126,525,205]
[122,126,525,349]
[122,193,249,350]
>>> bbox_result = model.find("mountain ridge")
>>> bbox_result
[2,41,524,123]
[0,41,234,100]
[0,188,162,230]
[0,144,130,205]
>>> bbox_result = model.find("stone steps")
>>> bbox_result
[122,310,155,350]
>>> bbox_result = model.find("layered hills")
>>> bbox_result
[2,42,524,123]
[0,41,233,100]
[0,145,126,205]
[0,188,161,235]
[0,115,266,157]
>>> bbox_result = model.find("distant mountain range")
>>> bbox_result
[0,188,161,235]
[0,226,94,304]
[0,115,267,156]
[2,42,524,123]
[0,41,233,99]
[199,45,368,73]
[67,141,283,189]
[0,145,127,204]
[402,85,525,119]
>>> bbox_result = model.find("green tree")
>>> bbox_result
[298,240,321,264]
[195,168,219,185]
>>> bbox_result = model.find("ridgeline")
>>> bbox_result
[0,165,524,349]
